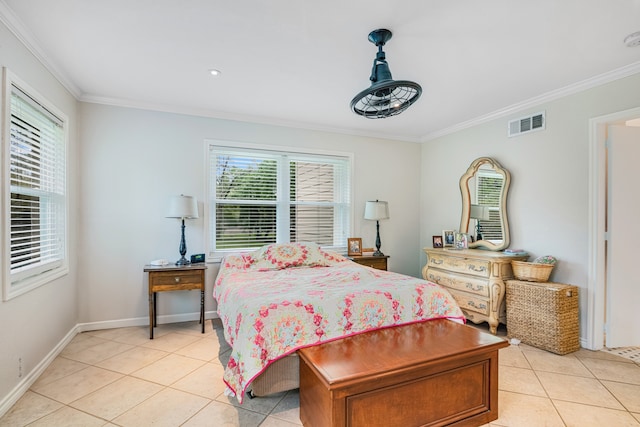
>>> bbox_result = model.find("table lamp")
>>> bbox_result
[167,195,199,265]
[470,204,490,242]
[364,200,390,256]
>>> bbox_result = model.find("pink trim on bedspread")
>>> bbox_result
[214,251,465,403]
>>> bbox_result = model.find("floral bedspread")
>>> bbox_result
[213,248,464,403]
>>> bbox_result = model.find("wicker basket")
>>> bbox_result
[511,260,554,282]
[506,280,580,355]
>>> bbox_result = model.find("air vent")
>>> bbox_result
[508,111,545,137]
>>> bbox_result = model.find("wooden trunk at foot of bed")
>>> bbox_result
[298,319,508,427]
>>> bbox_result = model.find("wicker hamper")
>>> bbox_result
[505,280,580,355]
[511,260,554,282]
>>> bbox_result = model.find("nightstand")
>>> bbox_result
[144,263,207,339]
[350,255,389,271]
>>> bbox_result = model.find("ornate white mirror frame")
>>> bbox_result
[459,157,511,251]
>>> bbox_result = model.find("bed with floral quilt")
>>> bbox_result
[213,242,465,403]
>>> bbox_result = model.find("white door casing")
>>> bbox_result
[605,125,640,348]
[587,106,640,350]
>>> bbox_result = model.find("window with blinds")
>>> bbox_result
[208,143,351,256]
[3,73,68,300]
[476,172,503,241]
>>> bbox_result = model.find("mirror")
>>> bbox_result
[459,157,510,251]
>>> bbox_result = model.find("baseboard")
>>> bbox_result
[0,310,219,418]
[0,324,80,418]
[76,310,219,332]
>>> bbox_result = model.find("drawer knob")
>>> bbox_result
[175,277,180,283]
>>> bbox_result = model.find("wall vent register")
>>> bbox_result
[508,111,545,137]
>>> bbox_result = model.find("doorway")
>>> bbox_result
[587,107,640,350]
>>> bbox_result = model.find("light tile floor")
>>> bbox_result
[1,320,639,426]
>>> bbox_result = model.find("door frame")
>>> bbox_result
[587,106,640,350]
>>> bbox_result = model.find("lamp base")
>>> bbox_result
[175,257,191,266]
[372,250,385,257]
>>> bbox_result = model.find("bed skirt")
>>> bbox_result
[250,353,300,396]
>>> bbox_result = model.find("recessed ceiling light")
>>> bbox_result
[209,69,221,76]
[624,31,640,47]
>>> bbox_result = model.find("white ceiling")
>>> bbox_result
[3,0,640,142]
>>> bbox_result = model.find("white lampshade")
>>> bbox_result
[364,200,389,221]
[470,204,490,221]
[166,195,199,219]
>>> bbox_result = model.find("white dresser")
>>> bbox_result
[422,248,528,334]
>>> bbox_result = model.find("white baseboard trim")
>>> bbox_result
[0,324,80,418]
[76,310,219,332]
[0,310,220,418]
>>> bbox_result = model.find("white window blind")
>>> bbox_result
[208,144,351,256]
[4,77,67,299]
[476,172,503,241]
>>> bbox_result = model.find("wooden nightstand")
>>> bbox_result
[144,263,207,339]
[350,255,389,271]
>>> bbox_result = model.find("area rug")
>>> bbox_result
[601,346,640,364]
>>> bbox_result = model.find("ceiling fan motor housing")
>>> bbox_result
[351,29,422,119]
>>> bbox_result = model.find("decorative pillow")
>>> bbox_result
[222,254,255,270]
[251,242,329,270]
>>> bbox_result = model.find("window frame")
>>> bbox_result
[204,139,354,262]
[2,68,69,300]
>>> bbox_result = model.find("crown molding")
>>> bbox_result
[80,93,422,143]
[420,61,640,142]
[0,1,82,98]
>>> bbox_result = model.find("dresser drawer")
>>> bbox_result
[149,271,203,291]
[427,253,490,279]
[351,256,388,271]
[360,258,387,270]
[425,270,489,297]
[449,290,490,316]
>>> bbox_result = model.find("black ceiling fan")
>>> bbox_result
[350,29,422,119]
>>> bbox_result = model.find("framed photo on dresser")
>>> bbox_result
[432,235,443,248]
[442,230,455,248]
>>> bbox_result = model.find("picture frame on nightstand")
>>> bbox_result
[347,237,363,256]
[432,235,443,248]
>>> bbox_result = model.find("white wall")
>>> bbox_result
[77,103,423,325]
[0,21,79,409]
[420,73,640,343]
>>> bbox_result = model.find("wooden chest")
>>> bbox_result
[298,319,508,427]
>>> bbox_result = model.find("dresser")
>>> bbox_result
[422,248,528,334]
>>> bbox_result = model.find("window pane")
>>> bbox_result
[216,155,276,201]
[216,204,276,249]
[10,193,40,268]
[290,161,334,203]
[290,205,335,245]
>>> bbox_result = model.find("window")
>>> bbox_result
[2,70,68,300]
[475,171,503,241]
[207,142,352,258]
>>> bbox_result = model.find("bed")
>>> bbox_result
[213,242,465,403]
